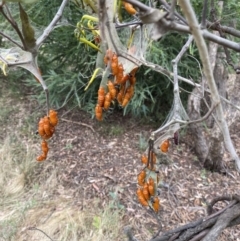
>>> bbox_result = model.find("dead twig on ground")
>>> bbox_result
[61,118,95,132]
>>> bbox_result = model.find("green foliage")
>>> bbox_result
[21,0,99,111]
[3,0,239,121]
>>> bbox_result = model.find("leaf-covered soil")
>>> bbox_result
[1,81,240,241]
[48,108,240,241]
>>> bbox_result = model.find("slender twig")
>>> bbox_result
[169,0,177,21]
[125,0,240,52]
[0,31,23,48]
[0,4,25,49]
[36,0,69,48]
[168,35,194,139]
[158,0,188,25]
[27,227,54,241]
[61,118,95,132]
[206,20,240,38]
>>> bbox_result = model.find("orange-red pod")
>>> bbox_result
[116,63,124,84]
[49,109,58,127]
[143,183,150,201]
[123,1,137,15]
[111,54,119,75]
[107,81,117,99]
[148,184,154,196]
[160,140,170,153]
[120,74,129,85]
[41,140,49,154]
[95,104,103,121]
[104,92,112,110]
[141,154,148,165]
[37,154,47,162]
[38,118,45,137]
[136,188,148,206]
[137,170,146,186]
[122,92,131,107]
[117,85,125,104]
[129,75,136,85]
[148,178,155,196]
[43,117,51,137]
[98,87,105,107]
[152,197,160,212]
[126,85,134,98]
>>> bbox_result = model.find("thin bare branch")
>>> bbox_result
[36,0,69,48]
[169,0,177,21]
[0,4,25,49]
[0,30,23,48]
[125,0,240,52]
[207,20,240,38]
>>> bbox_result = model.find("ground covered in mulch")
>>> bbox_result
[1,80,240,241]
[46,107,240,241]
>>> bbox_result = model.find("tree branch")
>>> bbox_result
[178,0,240,171]
[36,0,69,49]
[0,4,25,49]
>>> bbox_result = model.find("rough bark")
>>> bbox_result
[187,41,227,171]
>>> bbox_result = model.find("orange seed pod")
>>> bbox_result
[143,183,150,201]
[148,178,155,196]
[37,154,47,162]
[123,1,137,15]
[121,74,129,85]
[43,117,51,137]
[117,85,125,104]
[95,104,103,121]
[38,118,45,137]
[152,197,160,212]
[41,140,48,154]
[160,140,170,153]
[122,92,131,107]
[49,109,58,127]
[107,81,117,99]
[98,87,105,107]
[137,170,146,186]
[141,154,148,165]
[104,92,112,110]
[111,54,119,75]
[116,63,124,84]
[136,188,148,206]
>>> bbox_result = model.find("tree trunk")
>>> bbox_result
[187,40,228,172]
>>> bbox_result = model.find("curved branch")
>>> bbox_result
[36,0,69,49]
[178,0,240,171]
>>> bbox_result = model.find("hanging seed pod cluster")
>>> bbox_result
[136,135,173,212]
[37,110,58,161]
[136,139,161,213]
[95,50,138,121]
